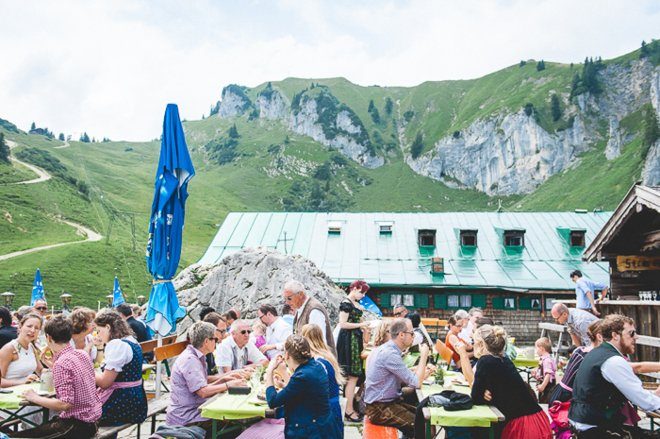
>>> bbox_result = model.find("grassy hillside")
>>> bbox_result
[0,44,655,309]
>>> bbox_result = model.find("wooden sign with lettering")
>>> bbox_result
[616,255,660,272]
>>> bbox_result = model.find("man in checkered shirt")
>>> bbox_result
[17,315,102,438]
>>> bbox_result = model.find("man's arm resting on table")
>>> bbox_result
[602,356,660,412]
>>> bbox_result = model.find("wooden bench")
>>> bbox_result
[421,318,449,340]
[95,393,170,439]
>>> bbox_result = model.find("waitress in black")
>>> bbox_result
[336,280,370,422]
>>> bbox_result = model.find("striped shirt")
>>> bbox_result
[567,308,598,346]
[364,340,418,404]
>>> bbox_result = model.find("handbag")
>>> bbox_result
[428,390,474,411]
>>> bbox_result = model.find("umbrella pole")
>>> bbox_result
[156,334,163,398]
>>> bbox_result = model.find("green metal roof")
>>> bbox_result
[198,212,612,291]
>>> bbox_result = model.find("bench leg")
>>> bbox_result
[137,421,141,438]
[151,413,157,434]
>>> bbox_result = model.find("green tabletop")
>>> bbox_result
[513,356,538,368]
[0,383,42,410]
[201,388,268,421]
[420,381,500,428]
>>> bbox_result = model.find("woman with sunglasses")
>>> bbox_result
[0,313,43,387]
[94,309,147,426]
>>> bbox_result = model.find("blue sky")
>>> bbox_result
[0,0,658,140]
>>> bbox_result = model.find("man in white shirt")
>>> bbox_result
[459,308,482,343]
[216,320,268,373]
[569,314,660,438]
[256,304,292,359]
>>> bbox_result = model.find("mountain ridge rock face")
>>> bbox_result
[212,57,660,195]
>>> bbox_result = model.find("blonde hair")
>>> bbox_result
[252,321,266,336]
[284,334,312,364]
[535,337,551,353]
[473,324,507,357]
[69,307,96,335]
[374,320,391,347]
[300,324,346,385]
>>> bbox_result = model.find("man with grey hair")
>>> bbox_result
[167,322,246,429]
[282,279,335,355]
[364,318,432,437]
[460,307,483,342]
[216,320,268,373]
[551,303,598,347]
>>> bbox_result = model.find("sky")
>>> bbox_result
[0,0,658,141]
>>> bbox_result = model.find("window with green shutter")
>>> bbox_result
[492,296,516,310]
[519,296,541,310]
[504,297,516,309]
[414,293,429,309]
[379,293,391,309]
[434,294,448,309]
[471,294,487,309]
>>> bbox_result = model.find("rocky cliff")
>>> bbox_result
[173,247,347,332]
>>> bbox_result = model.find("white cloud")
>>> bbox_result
[0,0,657,140]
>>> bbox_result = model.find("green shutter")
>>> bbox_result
[434,294,448,309]
[472,294,487,309]
[379,293,391,309]
[415,293,429,309]
[492,297,505,310]
[519,296,532,310]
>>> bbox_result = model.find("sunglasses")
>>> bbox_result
[403,331,414,336]
[35,307,48,311]
[626,330,637,337]
[216,329,227,334]
[239,329,253,335]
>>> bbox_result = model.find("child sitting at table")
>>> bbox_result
[533,337,556,404]
[14,315,102,438]
[252,321,267,350]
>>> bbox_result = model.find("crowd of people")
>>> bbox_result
[0,273,658,439]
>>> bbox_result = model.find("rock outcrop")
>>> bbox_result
[216,85,253,118]
[174,247,347,333]
[408,111,588,195]
[605,117,622,160]
[642,139,660,186]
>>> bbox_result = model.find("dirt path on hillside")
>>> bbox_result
[53,139,69,149]
[0,140,103,262]
[6,140,52,184]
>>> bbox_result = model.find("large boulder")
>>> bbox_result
[174,247,347,333]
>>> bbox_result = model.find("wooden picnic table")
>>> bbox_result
[0,383,55,429]
[199,383,275,439]
[416,370,505,439]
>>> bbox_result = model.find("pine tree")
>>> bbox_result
[0,133,10,163]
[80,132,90,143]
[551,94,562,122]
[643,106,659,152]
[536,60,546,71]
[384,97,394,116]
[58,133,65,141]
[368,100,375,112]
[30,122,36,131]
[228,124,239,139]
[411,132,424,159]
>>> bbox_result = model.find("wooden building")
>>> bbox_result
[200,211,612,343]
[583,183,660,360]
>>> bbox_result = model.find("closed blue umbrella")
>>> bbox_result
[145,103,194,337]
[30,268,45,306]
[112,276,125,307]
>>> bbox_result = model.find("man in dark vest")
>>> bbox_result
[569,314,660,438]
[282,280,336,356]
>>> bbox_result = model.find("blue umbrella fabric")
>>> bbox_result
[112,276,125,307]
[359,295,382,317]
[30,268,45,306]
[145,104,194,336]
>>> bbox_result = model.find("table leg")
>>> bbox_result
[489,425,495,439]
[212,419,217,439]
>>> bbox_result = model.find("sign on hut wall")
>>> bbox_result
[616,255,660,272]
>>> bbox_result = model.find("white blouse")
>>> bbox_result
[103,336,137,372]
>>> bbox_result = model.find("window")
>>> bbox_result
[418,229,436,246]
[378,221,394,235]
[570,230,586,247]
[402,294,414,307]
[447,295,459,308]
[530,298,542,310]
[460,230,478,247]
[504,297,516,309]
[504,230,525,247]
[459,295,472,308]
[545,298,556,310]
[390,294,402,306]
[327,221,342,235]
